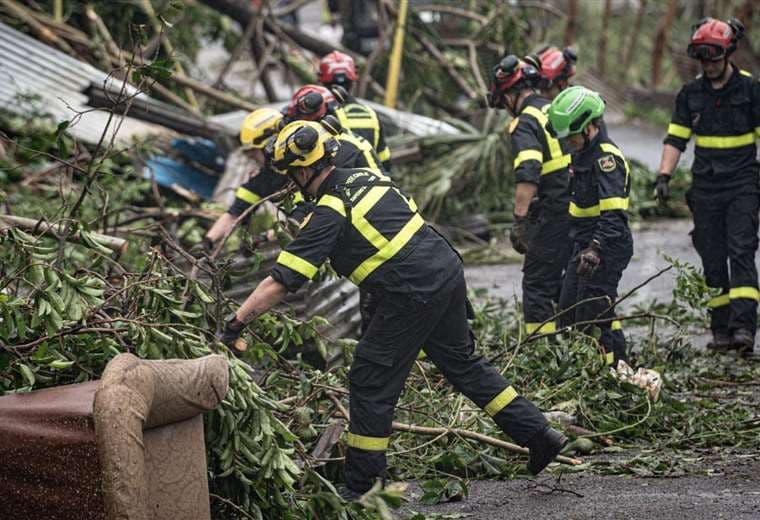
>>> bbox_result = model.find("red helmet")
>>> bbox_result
[537,46,577,84]
[318,51,358,86]
[687,18,744,60]
[487,55,539,108]
[286,84,337,121]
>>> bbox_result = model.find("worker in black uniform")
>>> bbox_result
[548,86,632,367]
[487,55,572,336]
[524,45,577,100]
[318,50,392,171]
[655,17,759,355]
[217,120,567,498]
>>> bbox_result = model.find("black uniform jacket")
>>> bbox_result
[568,129,631,249]
[664,65,760,189]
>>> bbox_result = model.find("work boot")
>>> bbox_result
[732,329,755,355]
[526,426,567,475]
[706,332,732,352]
[337,485,364,502]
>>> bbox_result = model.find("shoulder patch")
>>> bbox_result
[597,154,616,173]
[507,117,520,134]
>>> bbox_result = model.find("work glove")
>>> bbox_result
[655,174,671,204]
[576,240,601,277]
[510,215,529,254]
[217,316,247,356]
[190,237,214,259]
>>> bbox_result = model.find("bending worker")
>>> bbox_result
[655,17,759,356]
[488,55,571,336]
[217,120,567,497]
[548,86,633,367]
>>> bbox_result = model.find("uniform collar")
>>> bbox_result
[574,127,608,163]
[316,168,341,198]
[517,92,547,114]
[700,62,740,93]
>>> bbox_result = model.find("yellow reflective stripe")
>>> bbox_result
[569,202,600,218]
[755,126,760,138]
[599,197,629,212]
[378,147,391,161]
[346,432,389,451]
[707,293,730,308]
[740,69,752,77]
[349,213,425,284]
[729,287,760,301]
[695,133,755,149]
[611,320,622,331]
[514,149,543,168]
[522,105,567,173]
[339,133,380,171]
[293,192,305,203]
[605,352,615,365]
[235,187,261,205]
[484,386,518,416]
[525,321,556,334]
[342,118,378,129]
[667,123,692,140]
[317,194,346,217]
[276,251,318,279]
[541,154,571,175]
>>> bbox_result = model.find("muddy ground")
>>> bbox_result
[403,457,760,519]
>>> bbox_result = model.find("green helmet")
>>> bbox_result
[547,86,605,138]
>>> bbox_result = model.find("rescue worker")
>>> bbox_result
[548,86,632,367]
[655,17,759,355]
[217,120,567,497]
[525,46,577,100]
[200,108,285,253]
[318,50,392,171]
[487,55,572,336]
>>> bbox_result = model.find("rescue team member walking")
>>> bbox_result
[548,87,632,367]
[318,50,392,171]
[217,120,567,497]
[655,17,760,356]
[488,55,572,335]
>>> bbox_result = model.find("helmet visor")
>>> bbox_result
[687,43,726,61]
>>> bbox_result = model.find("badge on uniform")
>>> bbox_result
[507,117,520,134]
[597,154,616,173]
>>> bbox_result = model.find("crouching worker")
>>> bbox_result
[216,120,567,497]
[548,87,633,368]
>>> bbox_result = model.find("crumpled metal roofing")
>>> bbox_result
[0,22,169,144]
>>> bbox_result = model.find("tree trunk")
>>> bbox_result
[733,0,758,72]
[564,0,577,46]
[651,0,679,88]
[623,0,647,74]
[597,0,612,76]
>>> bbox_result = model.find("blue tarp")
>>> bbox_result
[142,138,225,200]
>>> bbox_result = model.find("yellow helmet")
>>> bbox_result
[272,120,340,174]
[239,108,284,149]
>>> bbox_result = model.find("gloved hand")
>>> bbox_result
[190,237,214,259]
[510,215,529,254]
[217,316,246,356]
[576,240,601,277]
[655,174,671,203]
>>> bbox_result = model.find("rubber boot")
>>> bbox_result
[732,329,755,356]
[706,332,732,353]
[526,426,567,475]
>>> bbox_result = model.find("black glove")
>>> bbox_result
[190,237,214,258]
[655,174,671,204]
[217,316,246,355]
[576,240,601,277]
[510,215,529,254]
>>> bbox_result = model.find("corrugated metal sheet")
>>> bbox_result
[0,22,170,144]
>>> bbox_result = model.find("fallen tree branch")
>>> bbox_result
[326,392,581,466]
[0,214,128,255]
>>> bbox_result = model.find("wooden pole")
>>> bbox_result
[0,215,129,255]
[384,0,409,108]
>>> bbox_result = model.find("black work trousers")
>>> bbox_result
[345,270,548,492]
[558,232,633,365]
[686,186,759,335]
[522,211,572,334]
